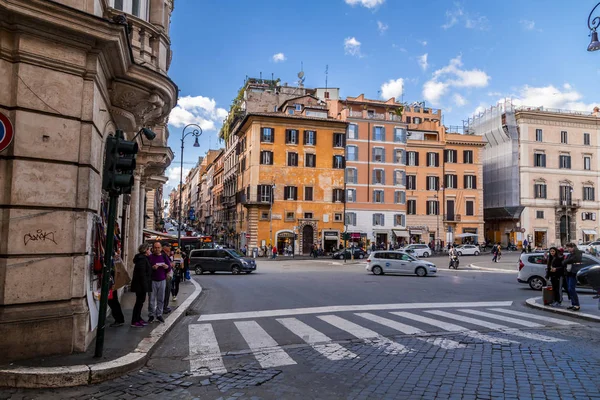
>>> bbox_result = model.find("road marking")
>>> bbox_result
[426,310,565,343]
[277,318,357,361]
[487,308,580,326]
[458,309,544,328]
[356,312,466,349]
[318,315,412,355]
[198,301,513,322]
[391,311,516,344]
[234,321,297,368]
[188,324,227,376]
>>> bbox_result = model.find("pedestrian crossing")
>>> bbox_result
[188,307,579,377]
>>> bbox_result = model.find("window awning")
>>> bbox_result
[409,230,423,235]
[583,229,597,235]
[392,229,410,238]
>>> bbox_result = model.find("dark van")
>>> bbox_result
[190,248,257,275]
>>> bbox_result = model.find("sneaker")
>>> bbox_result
[173,296,177,301]
[572,306,581,311]
[157,316,165,323]
[110,322,124,327]
[567,306,575,310]
[148,316,155,323]
[163,307,172,314]
[131,321,144,328]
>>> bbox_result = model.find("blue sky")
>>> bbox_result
[164,0,600,191]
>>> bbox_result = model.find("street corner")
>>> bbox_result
[526,296,600,323]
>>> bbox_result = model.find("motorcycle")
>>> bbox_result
[506,243,518,251]
[449,255,459,269]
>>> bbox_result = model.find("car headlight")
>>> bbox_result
[241,260,248,265]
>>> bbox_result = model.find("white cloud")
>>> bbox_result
[472,103,488,115]
[168,95,228,131]
[520,19,536,31]
[487,91,502,97]
[272,52,286,62]
[423,80,449,104]
[418,40,428,46]
[380,78,404,100]
[377,21,388,34]
[344,37,362,57]
[417,53,428,71]
[442,3,490,31]
[164,166,190,194]
[507,84,598,112]
[453,93,467,107]
[344,0,385,9]
[392,44,407,52]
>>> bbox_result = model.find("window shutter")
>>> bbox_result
[473,176,477,189]
[444,150,448,163]
[381,191,384,203]
[372,147,376,162]
[372,214,376,225]
[463,175,467,189]
[401,214,405,226]
[271,128,274,143]
[401,191,406,204]
[285,129,290,143]
[260,128,264,142]
[382,148,386,163]
[314,131,317,145]
[382,170,386,185]
[463,150,467,163]
[303,130,307,145]
[426,178,431,190]
[393,172,397,185]
[256,186,261,202]
[415,152,419,166]
[333,156,336,168]
[294,187,298,200]
[567,157,571,169]
[453,175,457,188]
[435,153,439,166]
[372,169,377,183]
[372,126,376,141]
[381,127,386,142]
[453,150,457,162]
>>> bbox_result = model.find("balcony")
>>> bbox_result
[557,200,580,209]
[444,214,462,222]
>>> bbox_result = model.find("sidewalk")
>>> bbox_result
[0,279,202,388]
[526,293,600,322]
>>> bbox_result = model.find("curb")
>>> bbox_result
[525,296,600,323]
[0,279,203,388]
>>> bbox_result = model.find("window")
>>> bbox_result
[426,176,440,191]
[114,0,124,9]
[426,200,439,215]
[427,152,439,167]
[261,127,274,143]
[560,186,573,203]
[373,169,385,184]
[584,186,595,201]
[333,189,345,203]
[240,157,246,172]
[582,212,597,221]
[584,156,591,171]
[395,149,406,164]
[444,174,458,189]
[346,189,356,202]
[347,146,358,161]
[466,200,474,216]
[373,213,385,226]
[334,213,343,222]
[394,191,406,204]
[394,214,406,226]
[535,129,543,142]
[407,151,418,166]
[111,0,147,19]
[463,150,473,164]
[407,175,417,190]
[534,153,546,167]
[288,109,295,115]
[367,110,375,118]
[260,211,270,220]
[304,130,317,145]
[346,168,357,184]
[347,124,358,140]
[346,212,357,226]
[393,170,406,186]
[534,183,547,199]
[394,128,407,143]
[286,129,299,144]
[406,116,412,123]
[407,200,417,215]
[333,155,345,169]
[258,185,273,203]
[305,153,316,168]
[304,187,313,201]
[373,190,385,203]
[584,132,591,146]
[333,133,346,147]
[444,149,458,163]
[284,186,298,200]
[559,155,571,169]
[285,211,295,221]
[287,152,298,166]
[373,126,385,141]
[536,210,544,219]
[304,212,313,219]
[260,151,273,165]
[295,103,302,111]
[561,131,568,144]
[373,147,386,162]
[464,175,477,189]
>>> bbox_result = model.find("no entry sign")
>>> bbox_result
[0,111,14,153]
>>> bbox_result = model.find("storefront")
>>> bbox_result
[348,232,367,249]
[392,229,409,246]
[583,229,597,244]
[534,229,547,249]
[459,228,479,244]
[322,230,340,253]
[408,226,428,244]
[373,229,389,247]
[277,231,295,255]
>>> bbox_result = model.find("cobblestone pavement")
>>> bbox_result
[4,324,600,400]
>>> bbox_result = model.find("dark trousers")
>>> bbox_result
[107,290,125,323]
[171,275,181,297]
[566,275,580,306]
[163,276,172,311]
[131,291,146,324]
[550,276,562,303]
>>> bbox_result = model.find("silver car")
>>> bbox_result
[366,251,437,277]
[517,252,600,290]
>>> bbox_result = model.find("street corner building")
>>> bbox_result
[0,0,177,361]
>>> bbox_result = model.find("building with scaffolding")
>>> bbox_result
[467,100,600,248]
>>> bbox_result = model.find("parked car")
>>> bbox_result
[455,244,481,256]
[584,240,600,254]
[332,248,366,260]
[517,252,600,290]
[366,251,437,277]
[190,248,256,275]
[400,244,432,258]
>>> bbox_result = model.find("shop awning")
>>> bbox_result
[409,230,423,235]
[392,229,410,238]
[583,229,597,235]
[455,233,478,238]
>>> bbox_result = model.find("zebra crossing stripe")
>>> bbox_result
[234,321,297,368]
[318,315,413,354]
[458,309,544,328]
[487,308,580,326]
[390,311,516,344]
[426,310,565,343]
[188,324,227,376]
[277,317,358,361]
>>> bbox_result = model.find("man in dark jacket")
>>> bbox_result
[563,243,581,311]
[130,243,152,327]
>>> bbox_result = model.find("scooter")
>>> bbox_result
[506,243,518,251]
[449,255,459,269]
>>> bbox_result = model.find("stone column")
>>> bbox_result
[138,182,147,246]
[127,170,142,264]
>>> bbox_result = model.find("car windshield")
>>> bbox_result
[227,250,245,258]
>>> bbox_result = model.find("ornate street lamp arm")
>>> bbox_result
[178,124,203,249]
[589,2,600,31]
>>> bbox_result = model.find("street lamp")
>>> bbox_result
[178,124,202,250]
[588,3,600,51]
[269,183,275,252]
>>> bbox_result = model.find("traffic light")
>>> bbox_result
[102,130,138,195]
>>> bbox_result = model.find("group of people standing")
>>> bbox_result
[546,243,581,311]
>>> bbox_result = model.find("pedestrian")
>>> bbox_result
[563,243,581,311]
[107,250,125,327]
[242,244,247,256]
[171,252,183,301]
[492,242,501,262]
[313,244,318,258]
[147,241,171,323]
[545,247,564,307]
[130,243,152,327]
[522,239,528,254]
[162,244,174,314]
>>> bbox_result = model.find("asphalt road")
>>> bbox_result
[9,252,600,400]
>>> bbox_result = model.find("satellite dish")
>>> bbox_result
[298,71,305,79]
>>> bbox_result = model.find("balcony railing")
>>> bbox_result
[557,199,580,208]
[444,214,462,222]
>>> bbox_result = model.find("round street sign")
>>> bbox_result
[0,111,14,153]
[520,228,526,233]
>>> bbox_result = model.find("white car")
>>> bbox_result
[518,252,600,290]
[366,251,437,277]
[455,244,480,256]
[400,244,432,258]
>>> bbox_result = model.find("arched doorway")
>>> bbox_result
[302,225,314,255]
[560,215,571,245]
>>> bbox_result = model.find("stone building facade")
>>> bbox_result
[0,0,176,360]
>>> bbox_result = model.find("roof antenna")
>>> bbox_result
[325,65,329,91]
[297,62,305,88]
[259,71,262,81]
